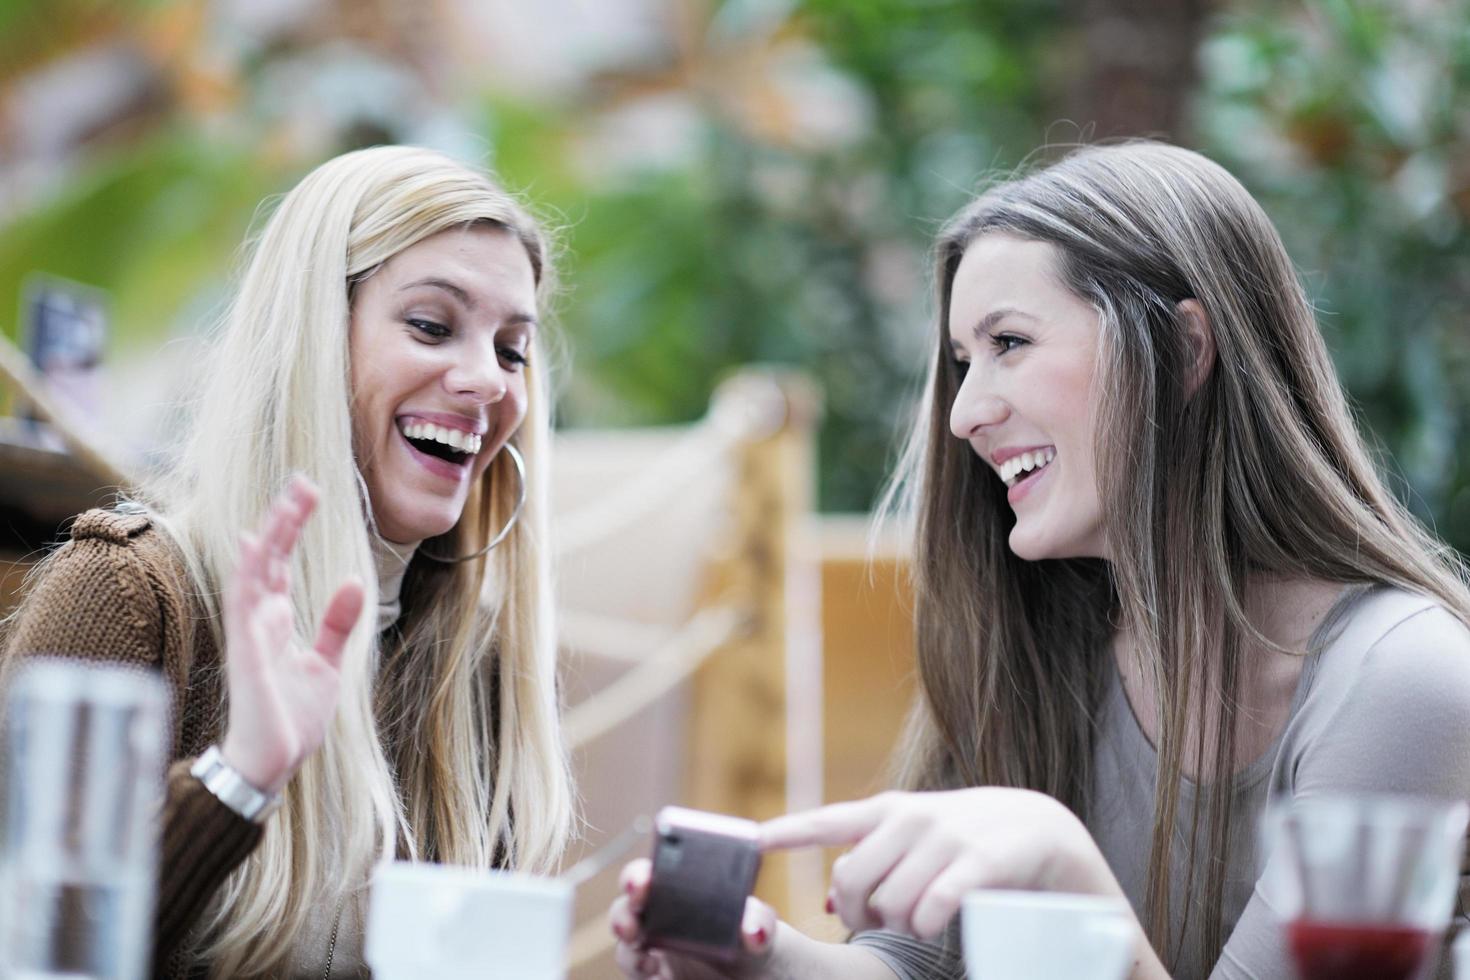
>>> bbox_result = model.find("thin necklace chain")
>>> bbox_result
[322,893,345,980]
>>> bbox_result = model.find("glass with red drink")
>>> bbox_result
[1270,794,1468,980]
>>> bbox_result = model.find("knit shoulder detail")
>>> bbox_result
[70,506,152,545]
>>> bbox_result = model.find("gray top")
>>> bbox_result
[852,586,1470,979]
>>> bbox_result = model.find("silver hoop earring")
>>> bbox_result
[420,442,527,564]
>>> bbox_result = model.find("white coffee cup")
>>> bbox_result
[962,889,1134,980]
[1453,929,1470,979]
[366,862,572,979]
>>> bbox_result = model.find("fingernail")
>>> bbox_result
[825,894,835,915]
[755,926,769,945]
[625,878,636,895]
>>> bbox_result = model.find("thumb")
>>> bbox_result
[740,896,779,958]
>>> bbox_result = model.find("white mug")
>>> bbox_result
[366,862,572,979]
[1453,929,1470,980]
[962,889,1134,980]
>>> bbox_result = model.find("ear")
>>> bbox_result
[1177,298,1216,396]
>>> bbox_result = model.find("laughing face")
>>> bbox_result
[947,233,1107,561]
[349,224,537,545]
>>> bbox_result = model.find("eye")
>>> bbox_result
[991,333,1028,354]
[497,345,529,370]
[407,317,450,340]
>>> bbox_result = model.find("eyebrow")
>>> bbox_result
[399,277,538,327]
[950,306,1037,350]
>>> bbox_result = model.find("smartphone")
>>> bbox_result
[640,805,762,962]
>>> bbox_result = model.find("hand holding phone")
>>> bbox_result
[639,806,763,963]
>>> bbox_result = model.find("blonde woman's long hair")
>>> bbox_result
[884,140,1470,970]
[143,145,573,975]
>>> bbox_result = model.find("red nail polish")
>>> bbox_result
[755,926,769,945]
[825,895,835,914]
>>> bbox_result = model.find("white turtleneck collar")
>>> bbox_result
[372,535,418,634]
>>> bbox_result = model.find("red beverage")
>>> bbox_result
[1287,918,1434,980]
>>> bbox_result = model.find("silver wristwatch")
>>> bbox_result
[190,745,282,823]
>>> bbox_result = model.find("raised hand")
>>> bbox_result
[760,788,1122,940]
[609,858,778,980]
[218,475,364,794]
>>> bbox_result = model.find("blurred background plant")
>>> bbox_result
[1,0,1465,552]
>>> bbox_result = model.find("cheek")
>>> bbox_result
[503,377,531,431]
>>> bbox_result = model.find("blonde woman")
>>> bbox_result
[4,145,573,977]
[610,141,1470,978]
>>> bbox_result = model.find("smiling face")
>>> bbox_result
[947,233,1108,561]
[349,224,537,545]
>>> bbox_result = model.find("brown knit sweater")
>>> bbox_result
[3,507,262,977]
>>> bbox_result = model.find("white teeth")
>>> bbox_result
[999,448,1056,487]
[398,420,481,456]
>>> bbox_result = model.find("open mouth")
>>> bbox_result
[399,420,481,467]
[1000,448,1055,487]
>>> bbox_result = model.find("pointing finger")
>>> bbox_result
[760,797,889,851]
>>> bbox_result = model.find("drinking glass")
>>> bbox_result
[962,889,1134,980]
[1271,794,1468,980]
[0,658,169,980]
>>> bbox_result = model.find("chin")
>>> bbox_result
[1006,525,1078,562]
[378,504,464,545]
[1006,527,1044,561]
[1007,525,1106,563]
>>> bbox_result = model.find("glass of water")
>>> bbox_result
[0,658,169,980]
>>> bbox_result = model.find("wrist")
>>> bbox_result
[1045,804,1120,898]
[218,733,288,794]
[766,924,888,980]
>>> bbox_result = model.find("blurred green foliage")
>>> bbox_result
[507,0,1072,512]
[1195,0,1470,553]
[0,0,1465,556]
[0,133,284,355]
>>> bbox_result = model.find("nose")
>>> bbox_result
[949,367,1008,441]
[444,338,508,404]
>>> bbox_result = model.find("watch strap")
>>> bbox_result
[189,745,282,824]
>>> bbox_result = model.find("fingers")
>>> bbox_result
[828,811,926,932]
[865,834,963,936]
[228,475,319,618]
[248,594,295,656]
[612,940,665,978]
[314,577,365,669]
[760,795,890,852]
[740,896,778,957]
[225,531,265,628]
[610,866,664,979]
[909,853,987,940]
[609,893,645,948]
[256,475,319,594]
[263,475,319,561]
[609,860,652,957]
[618,858,653,914]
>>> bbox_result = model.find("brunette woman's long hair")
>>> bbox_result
[881,140,1470,969]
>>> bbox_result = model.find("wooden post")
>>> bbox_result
[688,367,823,922]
